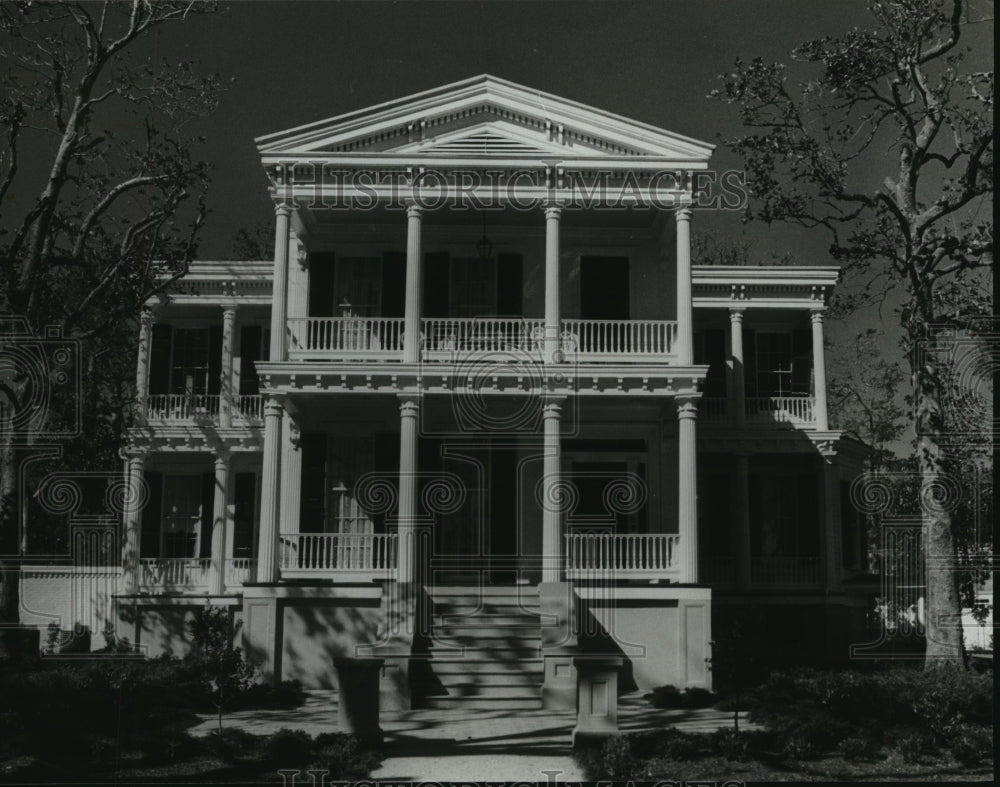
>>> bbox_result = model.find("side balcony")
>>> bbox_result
[700,395,817,428]
[287,317,678,363]
[142,394,264,425]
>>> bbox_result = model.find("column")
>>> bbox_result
[397,395,420,583]
[121,452,146,594]
[134,310,156,419]
[811,310,829,430]
[675,206,694,365]
[544,206,562,362]
[255,397,284,583]
[210,454,230,595]
[219,307,237,428]
[729,308,746,427]
[677,395,699,583]
[270,203,292,362]
[403,205,423,363]
[541,397,564,582]
[735,453,751,590]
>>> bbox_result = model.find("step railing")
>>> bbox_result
[750,556,821,586]
[278,533,398,579]
[287,317,405,360]
[138,558,211,589]
[561,320,677,361]
[421,317,544,358]
[144,394,220,421]
[565,533,682,579]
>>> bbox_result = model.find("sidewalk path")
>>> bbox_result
[188,692,757,782]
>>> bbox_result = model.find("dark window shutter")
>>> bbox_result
[744,329,758,397]
[299,433,327,533]
[140,471,162,558]
[148,325,172,396]
[423,252,450,318]
[208,325,223,396]
[381,252,406,317]
[497,253,523,315]
[309,252,336,317]
[239,326,262,396]
[200,472,215,559]
[233,472,257,558]
[704,328,726,397]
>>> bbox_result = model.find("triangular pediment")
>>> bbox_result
[257,75,714,163]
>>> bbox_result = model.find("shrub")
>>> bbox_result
[708,728,754,761]
[911,668,992,739]
[598,735,639,780]
[945,722,993,766]
[264,728,314,766]
[836,736,883,762]
[236,679,306,710]
[312,733,383,779]
[203,728,260,762]
[648,685,717,709]
[140,730,202,765]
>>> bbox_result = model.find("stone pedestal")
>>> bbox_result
[334,657,385,745]
[572,655,623,747]
[539,581,578,710]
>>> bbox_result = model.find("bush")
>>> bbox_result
[140,730,203,765]
[312,733,383,779]
[648,684,717,709]
[264,728,314,766]
[836,736,883,762]
[910,668,992,739]
[597,736,639,780]
[203,728,259,762]
[236,679,306,710]
[708,728,754,761]
[945,722,993,766]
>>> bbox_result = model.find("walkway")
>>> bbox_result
[188,692,757,782]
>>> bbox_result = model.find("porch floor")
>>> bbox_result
[188,690,758,781]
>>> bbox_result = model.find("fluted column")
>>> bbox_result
[677,395,699,583]
[541,397,564,582]
[270,204,292,362]
[121,452,146,594]
[729,308,746,427]
[220,307,237,428]
[735,453,751,590]
[210,454,230,595]
[811,309,829,430]
[134,310,156,420]
[403,206,423,363]
[675,206,694,365]
[544,206,562,362]
[397,395,420,583]
[255,397,284,583]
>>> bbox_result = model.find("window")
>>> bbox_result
[161,475,203,558]
[450,257,497,317]
[755,333,794,397]
[751,472,819,557]
[333,257,381,316]
[171,328,210,395]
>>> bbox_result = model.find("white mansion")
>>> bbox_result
[23,76,871,708]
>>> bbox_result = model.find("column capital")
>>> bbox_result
[810,308,825,324]
[728,307,746,323]
[214,452,231,470]
[263,396,285,418]
[675,205,692,222]
[544,205,563,221]
[398,393,421,415]
[676,396,699,419]
[222,305,238,318]
[139,309,158,328]
[541,395,566,416]
[274,202,293,217]
[406,204,423,220]
[125,448,148,463]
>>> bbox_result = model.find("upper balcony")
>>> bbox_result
[286,316,678,363]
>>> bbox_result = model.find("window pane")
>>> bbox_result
[171,328,210,394]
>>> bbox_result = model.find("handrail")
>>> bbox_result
[561,319,677,357]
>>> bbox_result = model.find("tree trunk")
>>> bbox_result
[912,337,966,669]
[0,441,20,624]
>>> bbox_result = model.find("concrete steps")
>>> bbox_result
[416,585,544,710]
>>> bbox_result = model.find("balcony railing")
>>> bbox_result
[700,395,815,427]
[278,533,398,580]
[565,533,682,580]
[284,317,679,363]
[225,557,256,588]
[288,317,405,360]
[561,319,676,361]
[138,558,211,590]
[750,556,821,586]
[143,394,263,424]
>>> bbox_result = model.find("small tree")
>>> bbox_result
[187,606,256,732]
[709,615,769,732]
